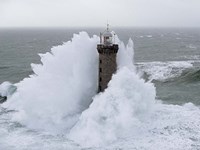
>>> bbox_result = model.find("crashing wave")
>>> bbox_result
[137,61,194,81]
[0,82,16,103]
[1,31,156,147]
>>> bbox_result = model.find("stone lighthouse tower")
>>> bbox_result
[97,25,119,92]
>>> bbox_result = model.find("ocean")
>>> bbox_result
[0,28,200,149]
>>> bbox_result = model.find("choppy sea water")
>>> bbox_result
[0,28,200,149]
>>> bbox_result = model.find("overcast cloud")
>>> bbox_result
[0,0,200,28]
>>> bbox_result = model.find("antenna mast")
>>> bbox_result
[107,23,109,31]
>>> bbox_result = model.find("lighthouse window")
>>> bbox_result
[99,68,102,72]
[104,36,112,45]
[99,77,102,82]
[100,60,102,64]
[99,86,102,91]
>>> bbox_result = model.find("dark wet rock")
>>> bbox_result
[0,96,7,104]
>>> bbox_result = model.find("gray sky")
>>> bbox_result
[0,0,200,28]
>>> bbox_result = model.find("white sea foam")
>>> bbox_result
[1,101,200,150]
[187,44,197,49]
[105,102,200,150]
[0,81,16,98]
[137,61,193,81]
[117,38,135,70]
[69,67,156,147]
[146,35,153,38]
[176,55,200,60]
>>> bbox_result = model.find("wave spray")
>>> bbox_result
[2,31,156,147]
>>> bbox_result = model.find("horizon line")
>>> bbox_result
[0,26,200,29]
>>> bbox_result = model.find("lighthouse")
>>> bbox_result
[97,25,119,92]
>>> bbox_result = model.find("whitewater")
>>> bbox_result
[0,31,200,149]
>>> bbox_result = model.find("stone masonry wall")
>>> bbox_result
[98,53,117,92]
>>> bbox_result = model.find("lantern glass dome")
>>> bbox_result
[102,31,113,45]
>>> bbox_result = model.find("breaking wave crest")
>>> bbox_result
[0,82,16,103]
[173,69,200,83]
[137,61,194,81]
